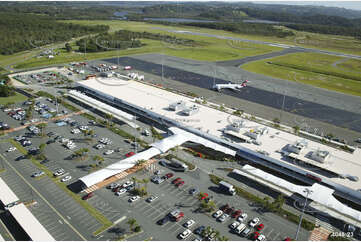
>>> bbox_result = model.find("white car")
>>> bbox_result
[53,169,65,177]
[237,213,248,222]
[217,213,229,222]
[31,171,44,177]
[71,129,80,134]
[128,196,140,203]
[115,188,127,196]
[178,229,192,240]
[7,147,17,152]
[104,149,114,155]
[183,219,195,228]
[229,221,240,230]
[249,217,260,227]
[61,176,72,182]
[122,181,134,188]
[212,210,223,218]
[257,234,266,241]
[95,144,105,149]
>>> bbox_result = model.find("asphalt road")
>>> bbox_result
[152,27,361,60]
[103,56,361,134]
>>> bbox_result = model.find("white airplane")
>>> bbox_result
[212,80,248,92]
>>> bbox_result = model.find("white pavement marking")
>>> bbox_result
[0,153,87,240]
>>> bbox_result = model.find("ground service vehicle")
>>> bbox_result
[219,181,236,195]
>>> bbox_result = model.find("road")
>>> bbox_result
[152,27,361,61]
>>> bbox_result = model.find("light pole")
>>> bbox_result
[295,188,313,240]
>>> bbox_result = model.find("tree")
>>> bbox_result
[36,123,47,136]
[272,194,285,211]
[293,126,300,135]
[142,178,149,190]
[0,86,15,97]
[127,218,137,231]
[201,226,212,238]
[218,236,229,241]
[73,148,89,160]
[136,159,147,167]
[105,113,113,127]
[133,225,141,233]
[93,155,104,166]
[65,43,72,52]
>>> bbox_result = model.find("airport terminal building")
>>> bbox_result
[74,77,361,227]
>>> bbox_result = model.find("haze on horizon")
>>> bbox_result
[252,1,361,11]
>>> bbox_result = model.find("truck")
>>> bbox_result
[219,181,236,196]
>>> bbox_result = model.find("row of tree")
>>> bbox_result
[0,13,109,55]
[75,30,197,53]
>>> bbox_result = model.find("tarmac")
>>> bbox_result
[102,55,361,138]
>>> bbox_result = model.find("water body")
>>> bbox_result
[144,17,216,23]
[243,19,280,24]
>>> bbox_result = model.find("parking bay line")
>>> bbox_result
[266,228,274,238]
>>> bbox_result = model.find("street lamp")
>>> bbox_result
[295,188,313,240]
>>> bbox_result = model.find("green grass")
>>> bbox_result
[13,21,282,69]
[65,20,361,56]
[242,52,361,97]
[0,92,27,104]
[9,139,113,235]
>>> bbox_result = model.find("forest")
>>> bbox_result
[0,13,109,55]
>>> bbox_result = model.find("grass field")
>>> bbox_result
[65,20,361,56]
[13,21,282,69]
[242,52,361,97]
[0,92,27,105]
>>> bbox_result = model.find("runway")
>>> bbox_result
[103,56,361,133]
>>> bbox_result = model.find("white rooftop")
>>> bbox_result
[0,178,19,206]
[78,78,361,190]
[9,203,55,241]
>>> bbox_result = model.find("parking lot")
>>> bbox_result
[88,155,310,241]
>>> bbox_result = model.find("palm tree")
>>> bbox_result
[127,218,137,232]
[142,178,149,190]
[37,123,47,136]
[218,235,229,241]
[131,176,138,189]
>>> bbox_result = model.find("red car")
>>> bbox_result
[125,152,135,158]
[252,232,260,240]
[225,207,234,215]
[172,178,182,184]
[232,209,242,218]
[284,237,292,241]
[112,186,121,193]
[256,224,264,231]
[82,192,94,200]
[220,204,229,212]
[165,173,174,179]
[176,181,184,187]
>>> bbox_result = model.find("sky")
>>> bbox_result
[253,1,361,10]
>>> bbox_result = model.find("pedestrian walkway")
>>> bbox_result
[83,159,156,193]
[309,226,331,241]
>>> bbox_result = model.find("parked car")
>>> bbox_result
[212,210,223,218]
[256,224,264,231]
[122,181,134,188]
[176,181,185,187]
[104,149,114,155]
[220,204,230,212]
[108,183,119,189]
[164,173,174,179]
[115,189,127,196]
[232,209,242,218]
[61,176,72,182]
[183,219,195,228]
[7,147,16,152]
[129,196,140,203]
[189,188,199,195]
[157,216,170,225]
[178,229,192,240]
[251,232,260,240]
[172,178,182,184]
[53,169,65,177]
[241,228,251,237]
[146,195,158,203]
[237,213,248,222]
[82,192,94,200]
[217,213,229,222]
[194,225,205,235]
[31,171,44,178]
[249,217,260,227]
[229,221,240,230]
[125,151,135,157]
[257,234,266,241]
